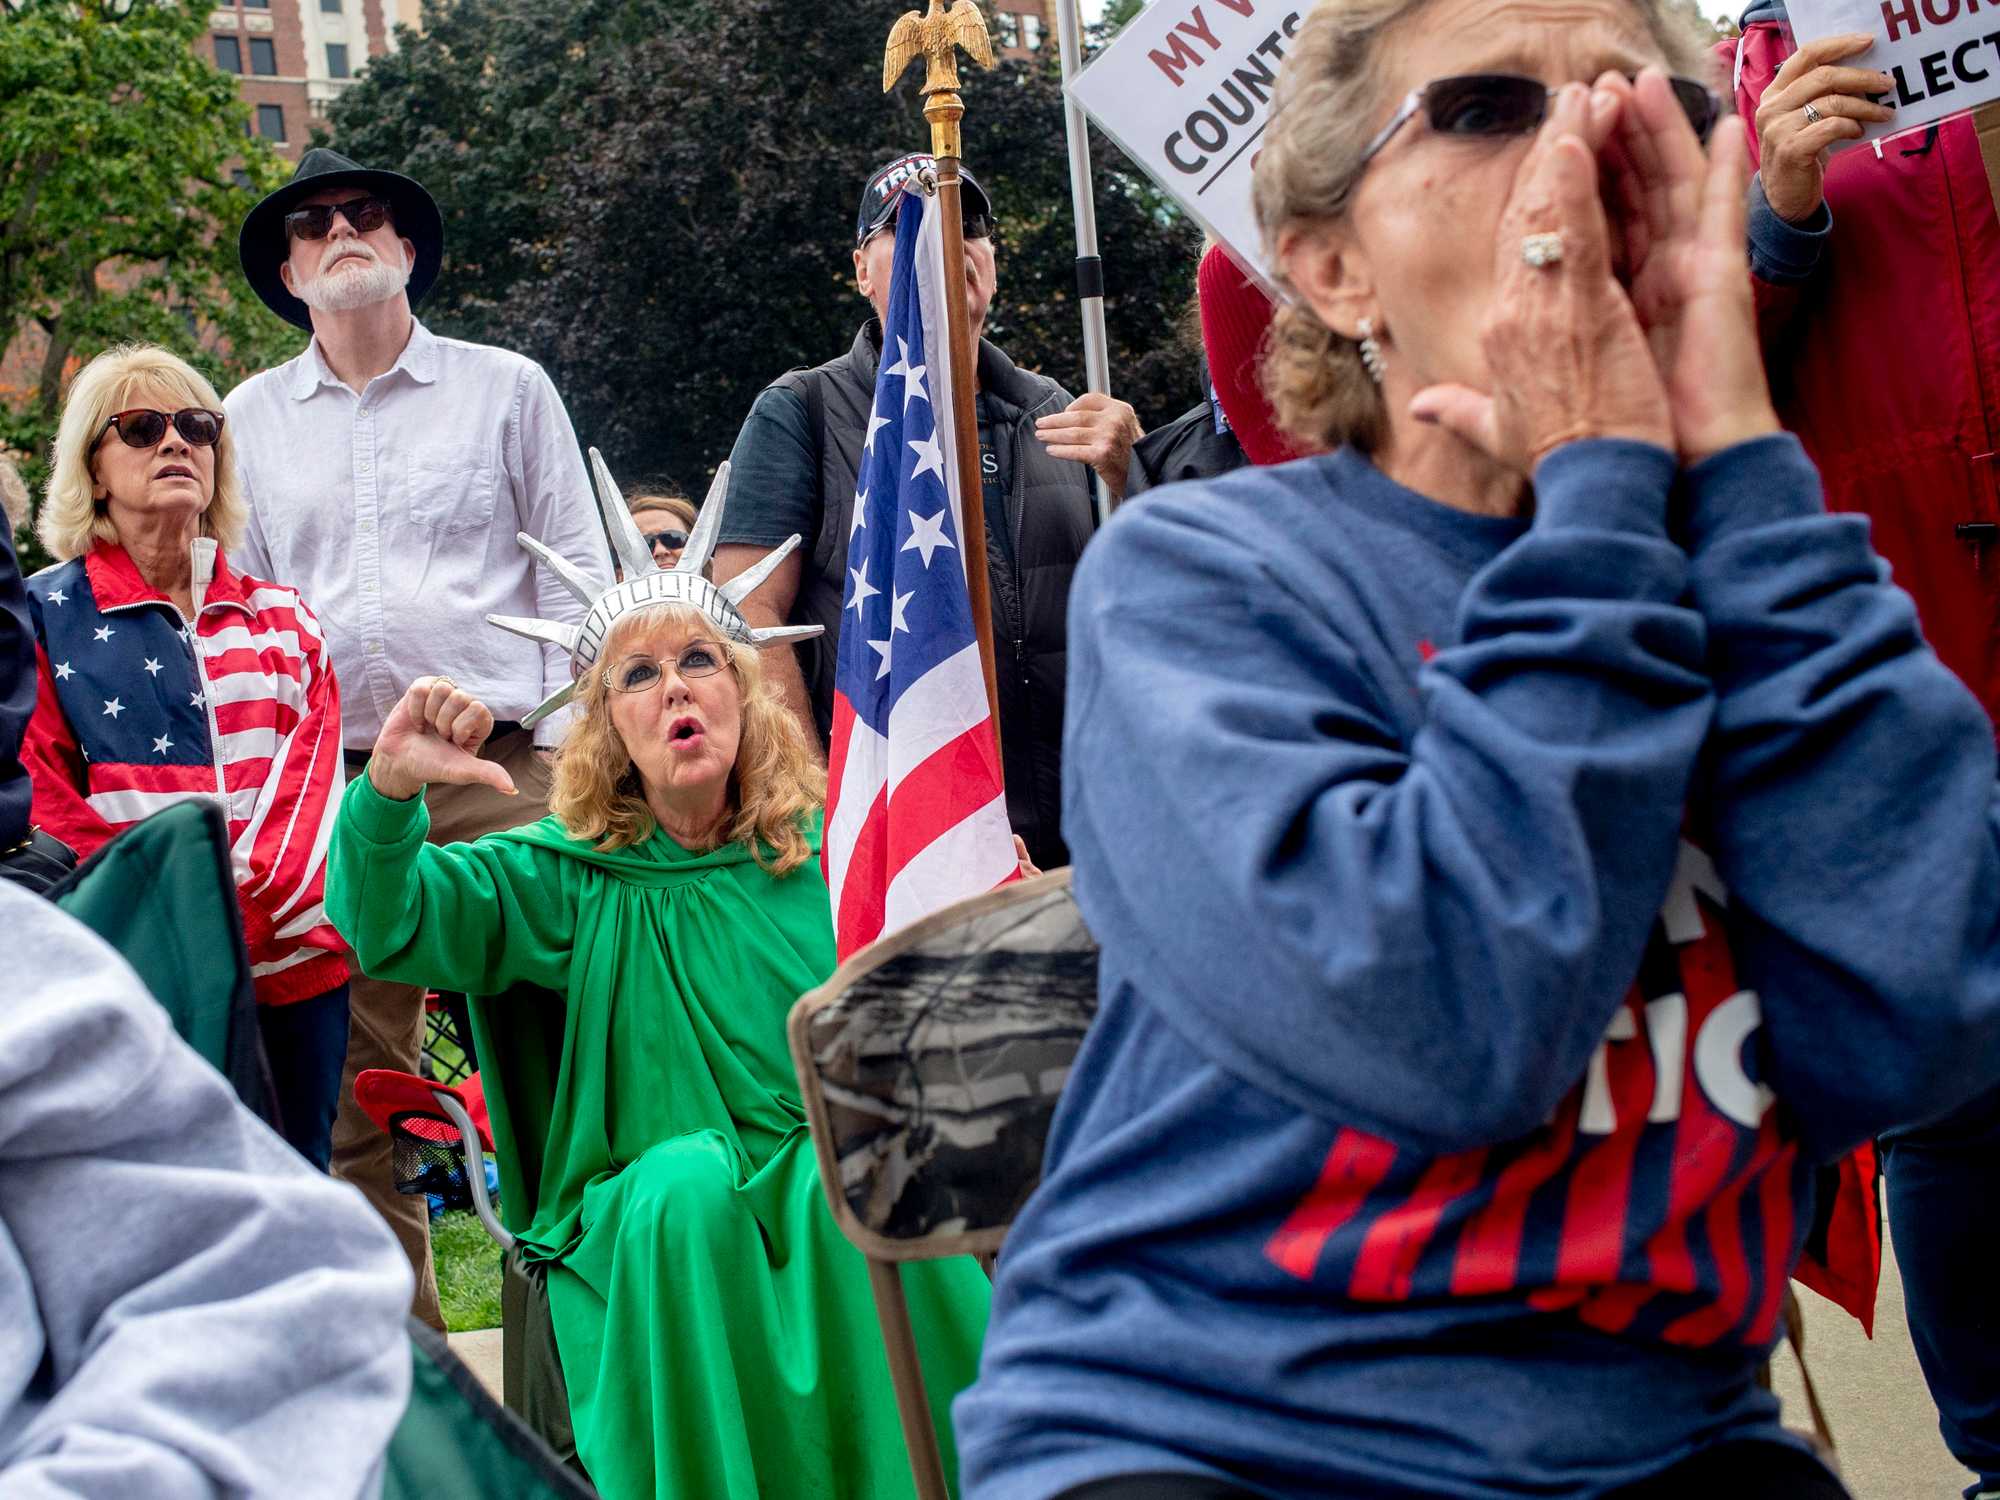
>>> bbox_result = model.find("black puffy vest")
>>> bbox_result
[774,322,1092,870]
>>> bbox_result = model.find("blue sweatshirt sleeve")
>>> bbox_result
[1746,173,1831,287]
[1680,434,2000,1158]
[1061,441,1713,1155]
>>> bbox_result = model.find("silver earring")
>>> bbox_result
[1356,316,1386,387]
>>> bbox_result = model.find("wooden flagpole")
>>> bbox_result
[884,0,1003,754]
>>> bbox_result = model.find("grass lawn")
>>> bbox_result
[433,1208,505,1333]
[422,1018,505,1333]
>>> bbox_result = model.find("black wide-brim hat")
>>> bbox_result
[238,147,443,331]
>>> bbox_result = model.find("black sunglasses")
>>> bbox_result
[643,528,690,552]
[100,408,225,449]
[284,195,394,242]
[1352,73,1722,192]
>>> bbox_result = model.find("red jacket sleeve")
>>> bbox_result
[22,644,116,861]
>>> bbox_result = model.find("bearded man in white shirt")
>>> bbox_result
[226,149,611,1329]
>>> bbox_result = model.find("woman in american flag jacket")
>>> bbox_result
[22,345,349,1170]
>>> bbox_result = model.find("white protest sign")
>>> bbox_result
[1787,0,2000,146]
[1065,0,1305,290]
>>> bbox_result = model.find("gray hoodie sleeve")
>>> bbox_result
[0,885,412,1499]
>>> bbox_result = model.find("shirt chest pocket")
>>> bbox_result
[404,443,498,534]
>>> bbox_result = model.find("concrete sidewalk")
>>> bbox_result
[1770,1231,1973,1499]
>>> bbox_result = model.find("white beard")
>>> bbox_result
[295,246,411,312]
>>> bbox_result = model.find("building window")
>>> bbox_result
[213,35,242,72]
[241,0,269,8]
[326,42,350,77]
[248,37,277,74]
[1022,11,1045,48]
[996,10,1021,46]
[321,0,342,9]
[256,103,286,141]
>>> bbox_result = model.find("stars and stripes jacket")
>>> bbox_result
[23,540,348,1005]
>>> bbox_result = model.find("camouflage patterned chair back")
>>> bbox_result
[788,870,1098,1500]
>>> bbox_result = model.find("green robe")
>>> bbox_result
[327,777,990,1500]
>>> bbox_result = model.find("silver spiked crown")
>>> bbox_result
[487,447,823,727]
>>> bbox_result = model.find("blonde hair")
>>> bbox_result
[1253,0,1717,453]
[629,493,698,532]
[550,605,826,875]
[38,344,245,562]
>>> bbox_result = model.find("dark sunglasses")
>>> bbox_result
[643,528,690,552]
[100,408,225,449]
[284,195,394,242]
[1352,73,1722,190]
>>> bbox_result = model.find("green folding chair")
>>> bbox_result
[53,800,593,1498]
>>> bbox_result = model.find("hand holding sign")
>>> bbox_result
[1787,0,2000,154]
[1753,33,1897,222]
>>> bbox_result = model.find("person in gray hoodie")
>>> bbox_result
[0,880,413,1498]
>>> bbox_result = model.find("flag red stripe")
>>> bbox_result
[1266,1128,1398,1282]
[1350,1147,1489,1300]
[1448,1110,1579,1296]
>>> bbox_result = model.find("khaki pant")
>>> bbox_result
[334,727,553,1331]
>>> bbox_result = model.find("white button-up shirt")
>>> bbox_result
[225,321,610,749]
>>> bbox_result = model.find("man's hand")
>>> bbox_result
[1035,393,1143,499]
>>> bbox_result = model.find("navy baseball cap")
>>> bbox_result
[856,153,995,247]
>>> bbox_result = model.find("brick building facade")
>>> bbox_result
[993,0,1062,60]
[207,0,420,160]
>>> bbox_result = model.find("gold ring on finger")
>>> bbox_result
[1803,101,1825,124]
[1521,232,1565,269]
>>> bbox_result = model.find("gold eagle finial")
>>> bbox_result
[883,0,995,96]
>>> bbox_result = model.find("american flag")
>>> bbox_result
[823,186,1018,960]
[24,540,348,1005]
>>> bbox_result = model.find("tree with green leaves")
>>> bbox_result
[0,0,298,559]
[329,0,1202,494]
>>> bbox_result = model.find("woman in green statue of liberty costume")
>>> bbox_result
[326,453,990,1499]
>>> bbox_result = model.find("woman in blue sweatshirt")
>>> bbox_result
[954,3,2000,1498]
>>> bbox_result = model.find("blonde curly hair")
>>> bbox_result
[1252,0,1718,453]
[39,344,245,561]
[549,604,825,875]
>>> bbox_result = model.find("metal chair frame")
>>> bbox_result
[789,871,1092,1500]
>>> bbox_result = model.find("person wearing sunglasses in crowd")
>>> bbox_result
[956,2,2000,1496]
[712,153,1144,872]
[1729,14,2000,1495]
[21,344,353,1172]
[627,490,699,574]
[219,149,613,1331]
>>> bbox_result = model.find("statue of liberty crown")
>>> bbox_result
[487,448,823,727]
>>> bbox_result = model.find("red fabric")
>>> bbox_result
[354,1068,496,1153]
[1794,1143,1884,1338]
[1729,27,2000,726]
[1198,245,1311,466]
[1726,25,1975,1331]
